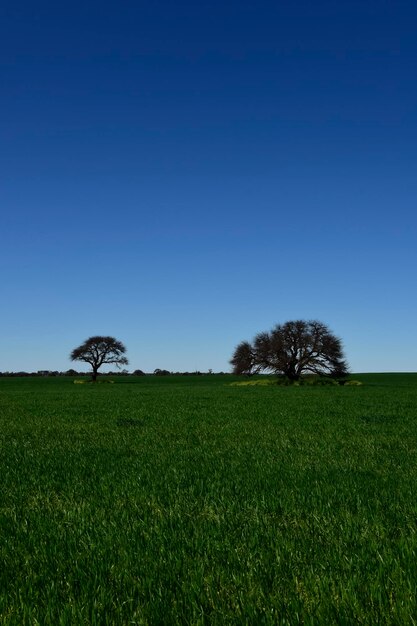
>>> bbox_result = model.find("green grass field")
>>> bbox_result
[1,373,417,625]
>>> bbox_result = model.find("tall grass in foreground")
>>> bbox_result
[1,374,417,624]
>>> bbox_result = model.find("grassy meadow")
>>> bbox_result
[1,373,417,624]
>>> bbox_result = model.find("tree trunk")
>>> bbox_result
[91,369,98,382]
[285,366,300,381]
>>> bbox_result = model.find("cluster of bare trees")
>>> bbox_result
[230,320,348,381]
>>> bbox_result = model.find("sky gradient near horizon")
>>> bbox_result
[1,0,416,373]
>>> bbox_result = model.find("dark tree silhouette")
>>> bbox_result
[231,320,348,381]
[229,341,258,376]
[70,336,128,381]
[153,368,170,376]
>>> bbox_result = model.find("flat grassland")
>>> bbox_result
[1,373,417,625]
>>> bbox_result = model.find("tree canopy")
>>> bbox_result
[70,336,128,381]
[231,320,348,381]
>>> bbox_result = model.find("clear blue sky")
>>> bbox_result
[1,0,416,373]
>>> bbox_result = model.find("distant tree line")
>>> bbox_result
[0,370,124,377]
[0,369,228,378]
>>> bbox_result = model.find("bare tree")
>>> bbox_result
[231,320,348,381]
[70,336,128,381]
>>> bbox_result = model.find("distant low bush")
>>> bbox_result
[229,379,275,387]
[154,369,171,376]
[303,377,339,386]
[230,376,357,387]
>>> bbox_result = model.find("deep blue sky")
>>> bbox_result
[1,0,416,373]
